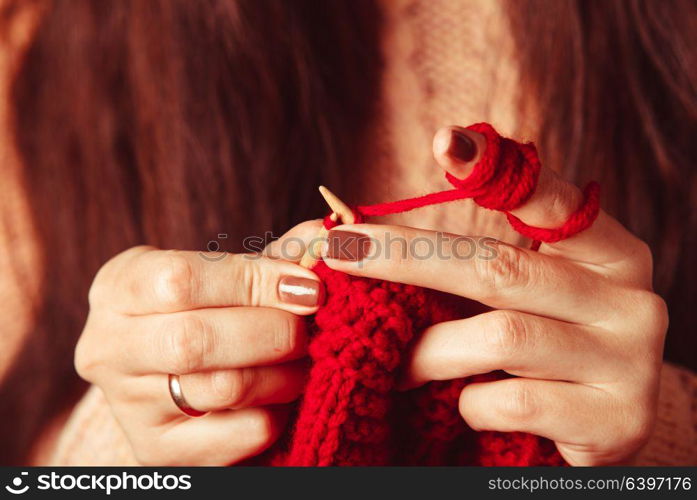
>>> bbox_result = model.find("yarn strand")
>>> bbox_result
[331,123,601,245]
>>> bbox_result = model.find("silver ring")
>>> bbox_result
[168,374,208,417]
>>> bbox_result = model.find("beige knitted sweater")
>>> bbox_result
[48,0,697,466]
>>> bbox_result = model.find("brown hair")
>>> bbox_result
[508,0,697,366]
[1,0,695,464]
[0,0,383,464]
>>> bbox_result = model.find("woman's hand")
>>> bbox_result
[74,223,323,466]
[321,126,668,466]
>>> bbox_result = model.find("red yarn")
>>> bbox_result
[506,182,600,243]
[352,123,600,245]
[250,123,597,466]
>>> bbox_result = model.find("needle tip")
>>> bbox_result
[317,185,355,224]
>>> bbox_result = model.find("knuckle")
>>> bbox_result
[484,311,530,363]
[475,243,530,298]
[235,257,266,307]
[624,417,654,452]
[500,382,538,423]
[274,314,301,358]
[87,279,106,309]
[154,251,195,309]
[73,335,96,381]
[164,314,211,374]
[620,239,654,288]
[644,292,669,335]
[383,229,412,270]
[89,246,155,308]
[617,402,655,452]
[74,317,106,381]
[633,291,669,341]
[87,262,117,309]
[632,239,654,273]
[212,369,254,408]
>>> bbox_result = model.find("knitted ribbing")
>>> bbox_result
[256,123,596,466]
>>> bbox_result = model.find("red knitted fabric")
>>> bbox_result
[253,123,597,466]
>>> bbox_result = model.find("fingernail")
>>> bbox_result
[278,276,324,307]
[325,230,371,261]
[447,129,476,163]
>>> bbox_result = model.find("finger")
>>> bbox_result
[459,378,613,453]
[176,361,308,413]
[135,406,289,466]
[322,224,624,324]
[92,246,324,315]
[433,126,649,274]
[120,307,308,375]
[263,219,324,262]
[400,310,618,390]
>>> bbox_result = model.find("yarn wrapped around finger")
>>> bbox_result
[248,123,598,466]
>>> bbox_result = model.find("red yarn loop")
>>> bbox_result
[334,122,601,244]
[444,122,541,211]
[506,181,601,243]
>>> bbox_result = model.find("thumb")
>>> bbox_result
[263,219,324,263]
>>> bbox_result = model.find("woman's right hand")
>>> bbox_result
[74,221,323,465]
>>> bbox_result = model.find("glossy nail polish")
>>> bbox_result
[447,129,476,162]
[278,276,324,306]
[325,230,371,261]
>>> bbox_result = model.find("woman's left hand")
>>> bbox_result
[320,126,668,466]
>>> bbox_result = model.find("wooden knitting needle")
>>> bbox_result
[319,185,356,225]
[299,186,355,268]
